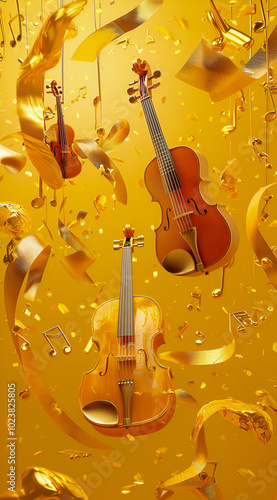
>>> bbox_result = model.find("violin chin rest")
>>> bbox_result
[162,249,195,275]
[81,400,119,426]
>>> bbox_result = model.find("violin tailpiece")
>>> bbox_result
[118,379,134,427]
[180,227,204,271]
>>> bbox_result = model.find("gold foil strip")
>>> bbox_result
[158,332,236,366]
[176,26,277,102]
[16,0,87,189]
[3,234,111,450]
[72,0,164,63]
[0,466,89,499]
[192,399,273,445]
[0,203,31,238]
[73,139,127,205]
[58,198,97,283]
[0,143,26,174]
[246,183,277,289]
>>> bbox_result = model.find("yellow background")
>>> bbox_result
[1,0,277,499]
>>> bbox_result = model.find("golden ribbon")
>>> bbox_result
[157,391,223,499]
[58,198,97,283]
[16,0,87,189]
[246,183,277,289]
[73,138,127,205]
[192,399,273,445]
[4,234,111,450]
[0,466,88,500]
[176,26,277,102]
[158,332,235,366]
[72,0,164,63]
[0,144,26,174]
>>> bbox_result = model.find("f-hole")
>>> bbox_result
[187,198,207,216]
[164,207,172,231]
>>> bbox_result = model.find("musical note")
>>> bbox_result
[222,93,244,136]
[265,88,277,122]
[3,238,16,264]
[212,258,234,298]
[12,328,30,351]
[187,292,201,311]
[31,177,46,209]
[50,190,57,207]
[43,325,71,357]
[251,139,268,162]
[195,331,207,345]
[207,0,254,52]
[229,311,258,332]
[9,0,23,47]
[260,193,273,222]
[253,0,266,33]
[71,85,87,104]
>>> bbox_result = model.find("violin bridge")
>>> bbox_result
[118,379,134,427]
[180,227,204,271]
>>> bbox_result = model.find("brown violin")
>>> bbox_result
[129,59,239,276]
[46,80,82,179]
[79,225,176,437]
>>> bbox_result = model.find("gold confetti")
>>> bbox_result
[273,342,277,353]
[57,303,69,314]
[200,382,207,389]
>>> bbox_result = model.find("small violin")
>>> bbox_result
[129,59,239,277]
[79,225,176,437]
[46,80,82,179]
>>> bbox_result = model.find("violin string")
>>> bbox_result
[142,96,192,231]
[142,97,193,231]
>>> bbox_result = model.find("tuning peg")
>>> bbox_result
[129,80,138,86]
[127,87,139,95]
[129,95,139,104]
[113,239,123,250]
[133,235,144,248]
[149,70,161,80]
[149,82,160,91]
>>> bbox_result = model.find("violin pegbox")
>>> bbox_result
[128,58,161,103]
[46,80,62,97]
[113,225,144,251]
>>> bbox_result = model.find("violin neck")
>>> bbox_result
[56,94,67,148]
[117,244,134,339]
[141,96,181,193]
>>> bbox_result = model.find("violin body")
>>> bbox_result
[79,295,176,437]
[49,123,82,179]
[145,145,239,276]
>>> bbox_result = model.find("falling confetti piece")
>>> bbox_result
[200,382,207,389]
[57,303,69,314]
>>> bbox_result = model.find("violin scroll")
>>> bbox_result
[129,59,161,102]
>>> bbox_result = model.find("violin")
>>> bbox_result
[46,80,82,179]
[79,225,176,437]
[129,59,239,277]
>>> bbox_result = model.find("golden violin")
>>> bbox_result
[79,225,176,437]
[130,59,239,277]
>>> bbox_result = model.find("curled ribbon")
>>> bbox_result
[176,25,277,102]
[4,234,111,450]
[246,183,277,289]
[16,0,87,189]
[0,144,26,174]
[192,399,273,445]
[72,0,164,62]
[157,390,223,499]
[58,198,97,283]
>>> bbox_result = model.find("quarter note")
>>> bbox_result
[265,89,277,122]
[43,325,71,357]
[253,0,266,33]
[212,258,234,298]
[187,292,201,311]
[9,0,23,47]
[31,177,46,208]
[252,139,268,162]
[50,189,57,207]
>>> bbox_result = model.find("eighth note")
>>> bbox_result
[9,0,23,47]
[187,292,201,311]
[43,325,72,357]
[230,311,258,332]
[71,85,87,104]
